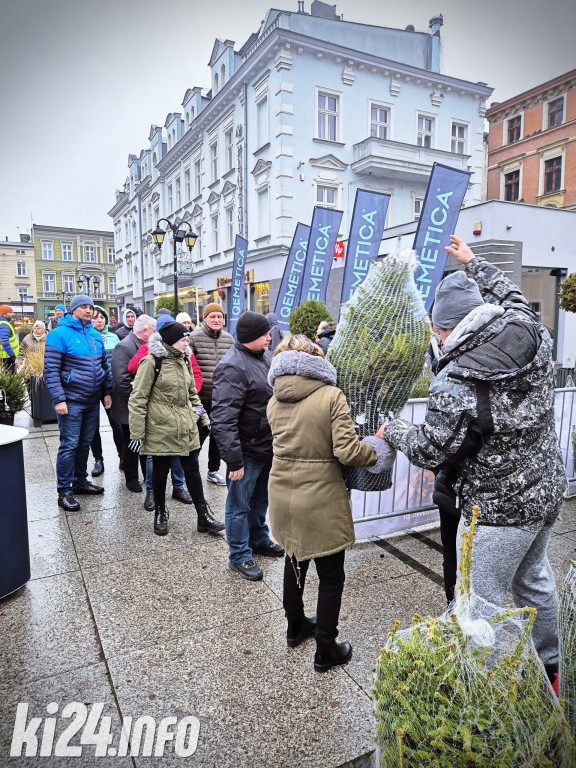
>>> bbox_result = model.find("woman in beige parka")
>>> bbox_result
[267,335,392,672]
[129,321,225,537]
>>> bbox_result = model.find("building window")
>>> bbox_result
[544,157,562,193]
[451,122,467,154]
[317,92,339,142]
[109,276,117,295]
[168,184,173,213]
[212,214,219,253]
[370,104,389,139]
[257,97,269,147]
[507,115,521,144]
[184,169,191,201]
[413,197,423,221]
[41,242,53,260]
[504,170,520,201]
[548,98,564,128]
[175,178,181,209]
[316,185,336,208]
[417,115,434,148]
[17,287,28,301]
[225,129,233,172]
[226,206,234,248]
[61,243,73,262]
[107,246,115,264]
[210,142,218,183]
[16,261,27,276]
[43,273,55,293]
[85,245,95,263]
[63,275,74,293]
[194,159,201,198]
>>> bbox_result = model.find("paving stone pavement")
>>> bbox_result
[2,408,575,767]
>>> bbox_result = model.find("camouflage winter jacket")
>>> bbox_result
[385,256,567,527]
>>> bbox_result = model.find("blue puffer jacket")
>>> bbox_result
[44,313,113,405]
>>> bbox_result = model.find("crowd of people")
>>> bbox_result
[1,234,567,679]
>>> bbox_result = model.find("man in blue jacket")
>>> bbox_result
[44,295,114,511]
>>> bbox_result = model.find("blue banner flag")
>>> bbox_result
[340,189,390,304]
[228,235,248,337]
[413,163,471,311]
[299,206,343,304]
[274,223,311,333]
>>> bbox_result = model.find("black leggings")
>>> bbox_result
[152,450,204,506]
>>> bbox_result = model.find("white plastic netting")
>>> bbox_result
[327,247,431,491]
[559,561,576,738]
[372,508,576,767]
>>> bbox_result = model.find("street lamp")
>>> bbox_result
[152,219,198,315]
[78,275,101,297]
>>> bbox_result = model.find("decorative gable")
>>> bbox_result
[309,154,347,171]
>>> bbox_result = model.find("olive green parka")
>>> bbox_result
[266,351,381,562]
[129,333,209,456]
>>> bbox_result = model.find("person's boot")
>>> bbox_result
[287,615,317,648]
[154,503,169,536]
[195,499,225,534]
[314,640,352,673]
[144,489,155,511]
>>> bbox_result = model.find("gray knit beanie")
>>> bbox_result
[431,271,484,330]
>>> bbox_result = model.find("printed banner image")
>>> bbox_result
[299,206,343,305]
[228,235,248,337]
[412,162,471,311]
[274,223,311,333]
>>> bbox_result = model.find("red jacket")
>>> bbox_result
[128,344,203,393]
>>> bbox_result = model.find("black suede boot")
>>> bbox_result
[195,500,225,534]
[154,504,169,536]
[314,640,352,673]
[287,615,317,648]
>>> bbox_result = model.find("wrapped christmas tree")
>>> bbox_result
[327,247,430,491]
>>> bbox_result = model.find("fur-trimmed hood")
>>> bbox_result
[148,332,185,359]
[268,350,336,386]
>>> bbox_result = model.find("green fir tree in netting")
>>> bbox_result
[559,561,576,740]
[327,247,430,490]
[558,273,576,314]
[289,300,332,342]
[372,506,576,768]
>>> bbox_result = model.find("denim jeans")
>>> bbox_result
[225,456,272,565]
[145,455,185,491]
[56,401,101,493]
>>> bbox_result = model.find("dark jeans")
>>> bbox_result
[121,422,146,482]
[152,450,204,507]
[224,456,271,565]
[90,405,124,461]
[283,550,346,648]
[56,401,100,493]
[202,401,221,473]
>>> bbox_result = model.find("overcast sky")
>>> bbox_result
[1,0,575,239]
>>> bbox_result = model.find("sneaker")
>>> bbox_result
[91,459,104,477]
[207,470,226,486]
[126,479,143,493]
[229,559,263,581]
[72,481,104,495]
[58,491,80,511]
[172,487,193,504]
[251,540,284,558]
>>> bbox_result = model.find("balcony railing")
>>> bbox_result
[351,137,470,181]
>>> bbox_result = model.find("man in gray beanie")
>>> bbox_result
[211,311,284,581]
[380,234,566,693]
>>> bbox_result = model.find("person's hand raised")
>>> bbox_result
[445,234,475,265]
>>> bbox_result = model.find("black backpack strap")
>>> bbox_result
[151,355,163,390]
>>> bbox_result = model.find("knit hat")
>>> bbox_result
[55,304,66,312]
[203,303,224,318]
[156,307,172,318]
[431,271,484,330]
[158,321,189,347]
[93,304,108,324]
[70,294,95,313]
[235,311,271,343]
[156,314,174,331]
[175,312,192,324]
[0,304,13,315]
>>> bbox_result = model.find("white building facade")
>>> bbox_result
[109,1,492,322]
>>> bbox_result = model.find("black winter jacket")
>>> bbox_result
[109,332,142,424]
[210,341,273,470]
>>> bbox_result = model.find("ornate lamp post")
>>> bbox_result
[152,219,197,316]
[77,275,101,297]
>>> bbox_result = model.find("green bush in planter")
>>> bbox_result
[289,300,332,342]
[155,295,183,315]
